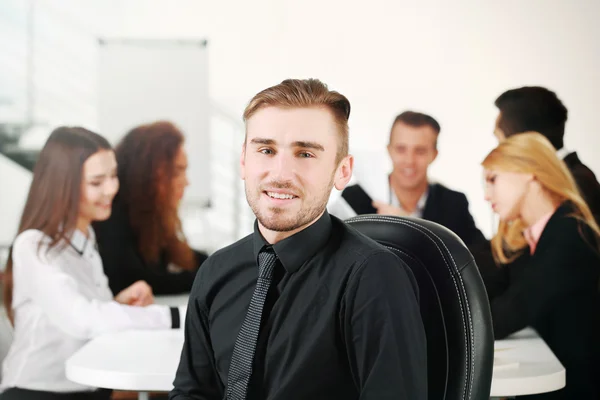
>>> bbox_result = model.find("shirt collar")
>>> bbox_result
[252,211,333,273]
[415,189,428,212]
[389,179,430,218]
[69,227,96,257]
[556,147,572,160]
[523,210,555,254]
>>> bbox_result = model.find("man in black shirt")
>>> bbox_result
[169,79,427,400]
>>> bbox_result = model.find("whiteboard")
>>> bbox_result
[97,39,210,206]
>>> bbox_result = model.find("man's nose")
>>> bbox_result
[272,153,296,181]
[404,152,416,165]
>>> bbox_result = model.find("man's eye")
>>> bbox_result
[298,152,313,158]
[260,148,274,155]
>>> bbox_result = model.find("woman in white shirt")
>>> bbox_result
[0,127,181,400]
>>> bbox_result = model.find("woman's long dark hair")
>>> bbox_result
[114,121,195,270]
[3,127,112,322]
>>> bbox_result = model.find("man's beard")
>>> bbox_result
[246,175,334,232]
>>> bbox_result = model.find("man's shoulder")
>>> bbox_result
[331,217,417,293]
[207,234,253,263]
[565,154,600,215]
[430,182,468,203]
[331,215,399,263]
[566,154,600,186]
[196,234,253,278]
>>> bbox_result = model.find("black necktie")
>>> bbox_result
[226,247,277,399]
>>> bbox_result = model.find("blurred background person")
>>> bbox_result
[329,111,486,248]
[474,86,600,284]
[0,127,180,400]
[494,86,600,224]
[93,121,208,296]
[482,132,600,399]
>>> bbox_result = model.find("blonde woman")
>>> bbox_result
[482,132,600,399]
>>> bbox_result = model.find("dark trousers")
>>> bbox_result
[0,388,112,400]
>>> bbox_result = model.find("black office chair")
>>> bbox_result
[345,214,494,400]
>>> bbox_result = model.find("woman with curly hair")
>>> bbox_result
[0,127,180,400]
[93,121,208,295]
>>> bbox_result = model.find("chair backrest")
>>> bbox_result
[346,215,494,400]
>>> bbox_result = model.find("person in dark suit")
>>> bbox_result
[476,86,600,285]
[93,121,208,296]
[328,111,486,248]
[482,132,600,399]
[494,86,600,223]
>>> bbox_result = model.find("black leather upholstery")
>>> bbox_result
[345,214,494,400]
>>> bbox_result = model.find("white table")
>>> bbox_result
[66,330,182,400]
[154,293,190,307]
[65,294,189,400]
[491,328,565,397]
[66,327,565,399]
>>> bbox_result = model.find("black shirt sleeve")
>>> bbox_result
[342,251,427,400]
[169,261,223,400]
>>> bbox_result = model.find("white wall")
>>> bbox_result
[4,0,600,240]
[0,154,31,245]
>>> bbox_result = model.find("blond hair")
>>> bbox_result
[243,78,350,164]
[482,132,600,263]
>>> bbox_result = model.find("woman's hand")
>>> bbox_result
[115,280,154,306]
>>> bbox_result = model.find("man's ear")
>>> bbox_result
[430,148,439,164]
[334,155,354,191]
[240,142,246,180]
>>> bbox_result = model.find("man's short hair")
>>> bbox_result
[390,111,441,148]
[243,78,351,164]
[494,86,568,150]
